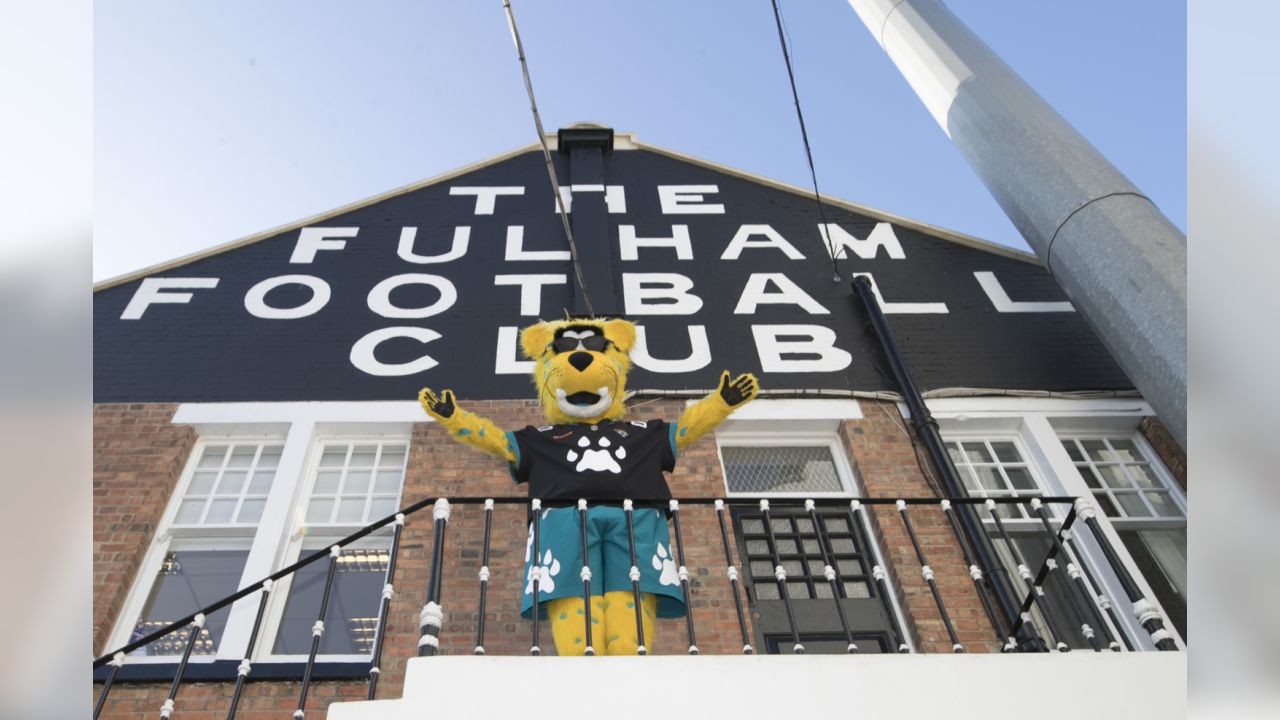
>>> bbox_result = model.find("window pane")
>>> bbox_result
[320,447,348,467]
[741,518,764,534]
[258,447,283,468]
[962,442,993,463]
[945,442,964,464]
[349,446,377,467]
[344,470,372,495]
[750,560,773,576]
[379,446,407,467]
[227,447,257,468]
[237,499,266,524]
[368,497,397,520]
[755,583,779,600]
[273,546,389,655]
[973,466,1004,491]
[1115,492,1151,518]
[247,471,274,495]
[175,499,205,525]
[746,539,769,555]
[205,499,237,524]
[373,470,401,494]
[828,537,856,554]
[1060,440,1083,462]
[836,558,862,575]
[1108,439,1140,462]
[336,497,366,523]
[129,549,247,656]
[990,442,1021,463]
[958,467,980,493]
[306,498,334,524]
[1081,439,1111,461]
[721,446,843,494]
[1093,492,1119,516]
[197,447,227,469]
[215,471,247,496]
[1081,467,1103,489]
[1120,529,1187,639]
[314,471,341,495]
[1145,492,1181,517]
[774,539,799,555]
[188,472,217,496]
[1096,465,1131,489]
[1004,466,1036,490]
[843,582,870,599]
[1127,464,1162,490]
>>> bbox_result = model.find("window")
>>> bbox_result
[125,441,283,657]
[1059,434,1186,639]
[268,440,407,658]
[720,443,849,495]
[944,438,1039,518]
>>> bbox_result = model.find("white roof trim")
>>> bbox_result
[94,131,1037,292]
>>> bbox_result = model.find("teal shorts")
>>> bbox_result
[521,505,686,620]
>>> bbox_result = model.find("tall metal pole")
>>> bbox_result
[847,0,1187,449]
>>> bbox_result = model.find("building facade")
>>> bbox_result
[92,127,1187,718]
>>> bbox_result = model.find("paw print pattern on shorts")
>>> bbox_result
[651,542,680,587]
[565,434,625,474]
[525,548,561,595]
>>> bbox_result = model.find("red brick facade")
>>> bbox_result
[1139,416,1187,491]
[92,399,1008,718]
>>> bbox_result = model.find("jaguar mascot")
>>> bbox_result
[418,317,758,655]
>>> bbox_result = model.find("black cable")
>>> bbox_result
[769,0,840,281]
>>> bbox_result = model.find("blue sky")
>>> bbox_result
[94,0,1186,282]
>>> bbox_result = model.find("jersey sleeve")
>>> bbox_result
[506,427,530,484]
[658,419,677,472]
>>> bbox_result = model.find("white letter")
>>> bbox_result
[350,327,441,376]
[632,325,711,373]
[121,277,219,320]
[618,225,693,261]
[752,325,852,373]
[850,273,949,314]
[819,222,905,260]
[658,185,724,214]
[244,275,330,319]
[974,271,1074,313]
[367,274,457,319]
[398,226,469,264]
[505,226,571,261]
[622,273,704,315]
[556,185,627,214]
[734,273,829,315]
[721,224,805,260]
[495,326,535,374]
[494,274,568,315]
[290,227,358,263]
[449,186,525,215]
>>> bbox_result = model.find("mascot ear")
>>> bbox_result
[601,318,636,355]
[520,323,554,360]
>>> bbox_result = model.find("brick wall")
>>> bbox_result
[1139,416,1187,491]
[93,398,1003,717]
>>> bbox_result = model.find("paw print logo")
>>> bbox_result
[565,435,625,474]
[651,543,680,587]
[525,548,561,595]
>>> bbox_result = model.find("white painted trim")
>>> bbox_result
[173,401,426,426]
[704,398,863,421]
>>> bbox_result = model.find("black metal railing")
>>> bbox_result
[92,494,1176,719]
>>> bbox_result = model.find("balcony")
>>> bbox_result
[93,494,1183,719]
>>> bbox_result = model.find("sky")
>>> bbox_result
[94,0,1186,282]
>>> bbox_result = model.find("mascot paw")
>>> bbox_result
[419,387,457,420]
[717,371,759,408]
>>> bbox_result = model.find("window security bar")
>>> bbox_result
[93,495,1173,719]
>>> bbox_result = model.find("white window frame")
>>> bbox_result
[923,397,1187,651]
[711,398,915,652]
[106,401,423,667]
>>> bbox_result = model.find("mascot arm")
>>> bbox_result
[418,388,516,463]
[675,371,759,451]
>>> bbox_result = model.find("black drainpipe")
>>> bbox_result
[851,276,1044,651]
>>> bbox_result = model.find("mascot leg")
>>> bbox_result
[602,590,657,655]
[548,595,605,656]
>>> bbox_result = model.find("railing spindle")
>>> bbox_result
[1061,528,1131,651]
[759,499,804,654]
[896,500,964,653]
[849,501,909,653]
[622,499,648,655]
[983,499,1070,651]
[577,499,596,656]
[473,499,494,655]
[157,612,204,719]
[366,514,405,699]
[93,652,125,720]
[294,545,341,720]
[225,580,274,719]
[940,499,1007,647]
[418,499,452,657]
[668,499,698,654]
[1073,499,1178,650]
[529,498,542,656]
[714,499,754,654]
[1027,499,1110,652]
[805,499,857,653]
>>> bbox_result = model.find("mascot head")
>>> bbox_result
[520,318,636,425]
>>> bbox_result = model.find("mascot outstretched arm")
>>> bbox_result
[418,317,757,656]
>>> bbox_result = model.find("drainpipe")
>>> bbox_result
[846,0,1186,449]
[853,276,1044,651]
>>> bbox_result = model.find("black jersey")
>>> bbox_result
[506,419,677,502]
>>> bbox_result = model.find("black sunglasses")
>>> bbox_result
[550,335,610,353]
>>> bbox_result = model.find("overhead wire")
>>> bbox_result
[501,0,595,316]
[769,0,841,282]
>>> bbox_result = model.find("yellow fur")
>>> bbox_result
[547,591,656,656]
[674,372,759,450]
[519,318,635,425]
[417,389,515,463]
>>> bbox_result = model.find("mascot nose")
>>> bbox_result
[568,351,594,372]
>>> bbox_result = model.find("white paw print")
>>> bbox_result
[525,548,561,595]
[651,543,680,587]
[565,434,625,474]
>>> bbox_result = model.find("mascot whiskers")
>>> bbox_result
[418,317,758,655]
